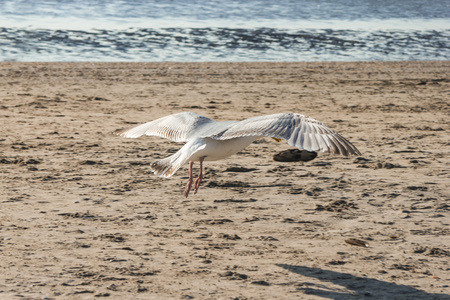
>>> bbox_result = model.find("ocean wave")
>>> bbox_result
[1,27,449,62]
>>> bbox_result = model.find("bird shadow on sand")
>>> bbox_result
[276,264,449,300]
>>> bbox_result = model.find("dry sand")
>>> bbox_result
[0,61,449,299]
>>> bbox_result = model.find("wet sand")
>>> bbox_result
[1,61,449,299]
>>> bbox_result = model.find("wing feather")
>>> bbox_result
[113,112,216,142]
[211,112,361,156]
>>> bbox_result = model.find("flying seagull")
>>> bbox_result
[114,112,361,197]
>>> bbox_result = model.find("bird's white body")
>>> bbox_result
[187,136,258,162]
[114,111,361,197]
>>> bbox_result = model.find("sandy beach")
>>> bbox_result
[0,61,449,299]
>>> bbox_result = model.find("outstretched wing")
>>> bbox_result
[113,111,216,142]
[210,113,361,156]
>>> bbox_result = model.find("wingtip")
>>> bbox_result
[112,128,126,136]
[113,127,140,138]
[341,146,361,157]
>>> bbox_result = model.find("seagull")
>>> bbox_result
[114,112,361,197]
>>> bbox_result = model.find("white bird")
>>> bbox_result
[114,112,361,197]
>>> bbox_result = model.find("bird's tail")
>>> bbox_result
[151,150,188,178]
[150,140,205,178]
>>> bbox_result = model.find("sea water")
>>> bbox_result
[0,0,448,62]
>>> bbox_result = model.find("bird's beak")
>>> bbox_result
[272,137,282,142]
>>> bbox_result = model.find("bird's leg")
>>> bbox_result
[184,161,194,198]
[194,156,205,195]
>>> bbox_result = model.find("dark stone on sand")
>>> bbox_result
[273,149,317,162]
